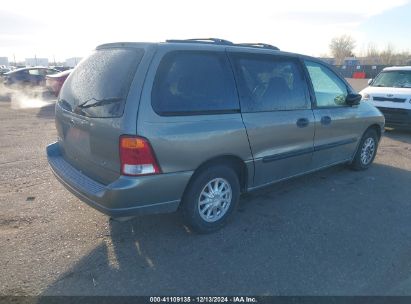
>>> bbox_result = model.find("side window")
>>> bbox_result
[151,51,239,116]
[38,69,48,76]
[28,69,40,76]
[46,69,57,75]
[304,60,348,107]
[231,54,309,112]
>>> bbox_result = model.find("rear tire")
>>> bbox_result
[350,128,379,171]
[181,165,240,234]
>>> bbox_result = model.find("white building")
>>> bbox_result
[65,57,82,68]
[25,58,48,67]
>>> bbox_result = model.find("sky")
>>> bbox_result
[1,0,411,62]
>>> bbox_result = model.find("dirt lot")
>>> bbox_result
[1,83,411,296]
[346,78,369,92]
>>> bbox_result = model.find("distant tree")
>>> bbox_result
[379,44,395,65]
[360,42,380,64]
[329,35,356,65]
[366,43,379,58]
[344,40,411,66]
[359,42,411,65]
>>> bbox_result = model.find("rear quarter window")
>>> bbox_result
[59,48,144,118]
[151,51,239,116]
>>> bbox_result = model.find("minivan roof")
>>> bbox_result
[96,39,319,62]
[382,66,411,71]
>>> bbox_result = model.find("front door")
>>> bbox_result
[304,60,360,169]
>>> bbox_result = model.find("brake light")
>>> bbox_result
[119,135,161,176]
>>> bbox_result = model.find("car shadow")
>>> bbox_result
[38,163,411,296]
[384,128,411,144]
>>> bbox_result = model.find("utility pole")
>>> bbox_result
[35,54,37,66]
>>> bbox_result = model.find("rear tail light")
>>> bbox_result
[119,135,161,176]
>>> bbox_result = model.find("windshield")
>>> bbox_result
[58,48,144,118]
[372,70,411,88]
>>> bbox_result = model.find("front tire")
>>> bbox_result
[350,128,379,170]
[181,165,240,234]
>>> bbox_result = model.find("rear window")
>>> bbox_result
[58,48,144,118]
[151,51,239,116]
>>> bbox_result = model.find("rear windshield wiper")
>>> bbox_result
[77,97,123,109]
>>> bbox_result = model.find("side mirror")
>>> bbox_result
[368,78,373,85]
[346,93,362,106]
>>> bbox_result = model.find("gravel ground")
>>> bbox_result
[346,78,369,92]
[346,78,368,92]
[1,81,411,296]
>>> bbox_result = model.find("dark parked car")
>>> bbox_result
[47,39,384,233]
[50,66,72,72]
[3,67,59,87]
[46,69,72,96]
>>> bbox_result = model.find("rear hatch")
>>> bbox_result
[55,47,145,184]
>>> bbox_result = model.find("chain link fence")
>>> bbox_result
[334,65,390,79]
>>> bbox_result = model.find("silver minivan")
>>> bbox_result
[47,39,384,233]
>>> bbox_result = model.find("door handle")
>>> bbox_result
[296,118,309,128]
[321,116,332,125]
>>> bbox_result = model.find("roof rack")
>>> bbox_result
[236,43,280,50]
[165,39,280,50]
[166,38,234,45]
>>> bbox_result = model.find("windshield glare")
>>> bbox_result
[372,70,411,88]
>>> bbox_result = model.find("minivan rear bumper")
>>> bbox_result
[46,142,193,217]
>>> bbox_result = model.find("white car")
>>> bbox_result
[360,66,411,129]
